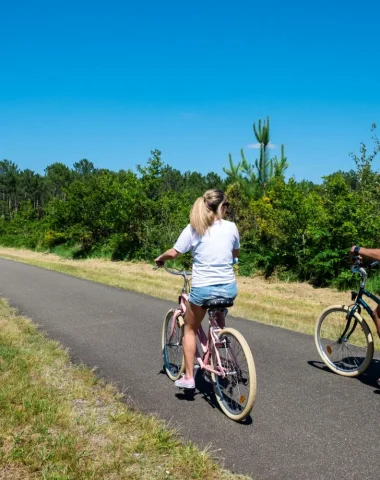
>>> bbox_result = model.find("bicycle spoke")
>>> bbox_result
[162,311,184,380]
[212,329,255,419]
[315,306,373,376]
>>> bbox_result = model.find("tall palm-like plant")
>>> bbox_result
[224,117,288,198]
[223,153,242,183]
[253,117,271,193]
[271,144,289,179]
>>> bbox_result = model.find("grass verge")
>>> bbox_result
[0,297,249,480]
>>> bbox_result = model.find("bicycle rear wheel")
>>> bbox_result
[315,305,374,377]
[211,328,256,421]
[162,309,185,381]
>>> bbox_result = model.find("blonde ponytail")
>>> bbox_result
[190,189,227,236]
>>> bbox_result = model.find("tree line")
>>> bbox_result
[1,119,379,289]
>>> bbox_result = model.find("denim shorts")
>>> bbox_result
[189,282,237,307]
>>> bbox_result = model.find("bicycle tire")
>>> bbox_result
[315,305,374,377]
[162,309,185,381]
[211,327,256,421]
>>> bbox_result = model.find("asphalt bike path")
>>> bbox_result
[1,258,380,479]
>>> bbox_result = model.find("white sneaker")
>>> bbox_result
[174,375,195,389]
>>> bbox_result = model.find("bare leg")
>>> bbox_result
[373,305,380,337]
[182,302,206,380]
[374,306,380,387]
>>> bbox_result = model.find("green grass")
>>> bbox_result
[366,273,380,295]
[0,298,250,480]
[51,244,80,259]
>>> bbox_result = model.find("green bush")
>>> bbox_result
[43,230,67,248]
[103,234,132,261]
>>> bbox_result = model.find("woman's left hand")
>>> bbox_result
[154,256,165,267]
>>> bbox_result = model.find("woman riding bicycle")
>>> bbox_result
[155,189,240,389]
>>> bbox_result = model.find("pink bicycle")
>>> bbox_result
[160,265,256,422]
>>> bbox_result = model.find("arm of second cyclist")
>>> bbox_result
[232,248,240,264]
[154,248,180,267]
[349,245,380,263]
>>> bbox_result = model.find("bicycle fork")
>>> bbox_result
[338,305,360,344]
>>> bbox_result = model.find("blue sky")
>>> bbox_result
[1,0,379,183]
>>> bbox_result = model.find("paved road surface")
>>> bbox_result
[1,257,380,479]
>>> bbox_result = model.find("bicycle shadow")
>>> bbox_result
[158,366,254,424]
[308,359,380,393]
[172,370,216,404]
[175,370,253,425]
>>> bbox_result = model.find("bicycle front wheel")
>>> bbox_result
[315,305,374,377]
[211,328,256,422]
[162,309,185,381]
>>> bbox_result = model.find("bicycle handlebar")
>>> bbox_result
[351,259,379,275]
[163,265,192,276]
[154,257,238,276]
[153,264,192,277]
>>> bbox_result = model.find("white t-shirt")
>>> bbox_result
[173,220,240,287]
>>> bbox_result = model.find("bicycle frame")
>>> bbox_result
[162,265,228,377]
[344,264,380,340]
[195,310,229,377]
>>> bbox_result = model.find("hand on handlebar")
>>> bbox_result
[154,256,165,268]
[352,256,363,265]
[348,246,362,265]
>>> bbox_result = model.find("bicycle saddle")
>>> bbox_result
[202,298,234,308]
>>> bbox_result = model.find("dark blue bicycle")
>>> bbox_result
[315,261,379,376]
